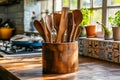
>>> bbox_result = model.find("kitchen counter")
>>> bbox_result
[1,52,120,80]
[79,37,120,63]
[0,56,42,80]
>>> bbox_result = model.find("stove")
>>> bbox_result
[0,40,42,55]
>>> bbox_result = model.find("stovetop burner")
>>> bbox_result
[0,41,42,55]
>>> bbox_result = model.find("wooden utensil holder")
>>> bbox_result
[42,42,78,74]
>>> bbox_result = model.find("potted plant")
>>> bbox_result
[96,21,112,40]
[79,8,90,37]
[108,10,120,41]
[85,25,96,38]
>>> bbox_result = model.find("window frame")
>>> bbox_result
[40,0,120,31]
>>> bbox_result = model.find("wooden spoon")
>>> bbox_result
[75,26,81,40]
[34,20,45,41]
[53,13,61,33]
[72,10,83,41]
[56,7,69,43]
[40,18,50,42]
[45,15,53,43]
[46,15,53,32]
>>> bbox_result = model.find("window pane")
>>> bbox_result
[41,1,48,12]
[91,9,102,31]
[48,0,53,14]
[81,0,91,8]
[93,0,102,7]
[70,0,77,10]
[107,8,120,27]
[63,0,69,7]
[107,0,120,6]
[55,0,62,11]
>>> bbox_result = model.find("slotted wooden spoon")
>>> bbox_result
[72,10,83,41]
[34,20,46,41]
[56,7,69,43]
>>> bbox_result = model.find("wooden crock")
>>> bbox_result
[42,42,78,74]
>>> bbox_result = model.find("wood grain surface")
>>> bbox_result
[42,42,78,74]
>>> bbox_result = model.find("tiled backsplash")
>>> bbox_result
[0,7,7,20]
[24,0,40,32]
[0,1,24,34]
[79,37,120,63]
[0,0,41,34]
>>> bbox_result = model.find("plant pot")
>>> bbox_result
[112,27,120,41]
[85,25,96,38]
[104,33,112,40]
[79,26,86,37]
[42,42,78,74]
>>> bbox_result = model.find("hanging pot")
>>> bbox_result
[85,25,96,38]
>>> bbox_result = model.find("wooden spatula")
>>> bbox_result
[56,7,69,43]
[66,12,74,42]
[73,10,83,26]
[34,20,45,41]
[53,13,61,33]
[72,10,83,41]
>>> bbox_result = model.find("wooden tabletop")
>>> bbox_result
[0,55,120,80]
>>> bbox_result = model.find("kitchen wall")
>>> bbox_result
[7,0,24,34]
[0,6,7,22]
[24,0,41,32]
[0,0,24,34]
[0,0,41,34]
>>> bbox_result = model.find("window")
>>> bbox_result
[62,0,69,7]
[107,0,120,6]
[55,0,62,11]
[107,0,120,28]
[93,0,102,7]
[81,0,91,8]
[40,0,53,18]
[70,0,77,10]
[80,0,102,31]
[39,0,120,32]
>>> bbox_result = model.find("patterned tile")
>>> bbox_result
[98,49,106,60]
[94,40,99,49]
[99,41,104,49]
[113,42,119,52]
[106,42,113,50]
[79,38,120,63]
[113,51,120,63]
[93,48,99,58]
